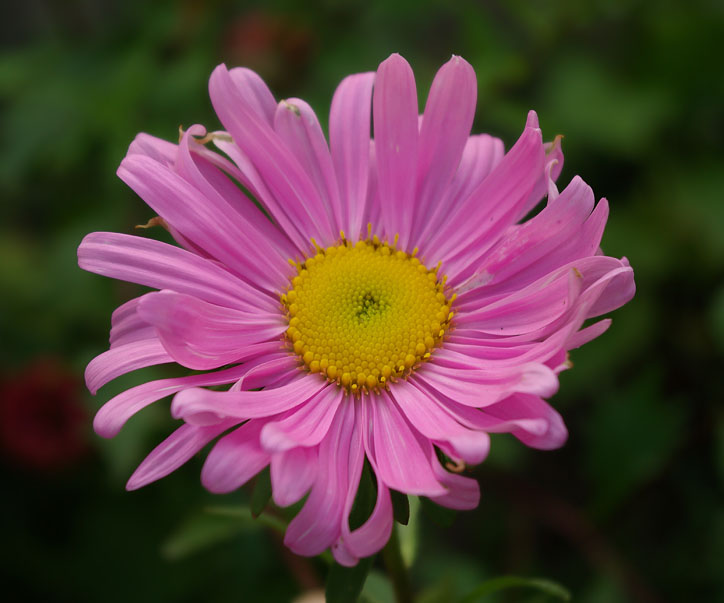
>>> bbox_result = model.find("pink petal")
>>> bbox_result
[331,540,359,567]
[365,391,447,496]
[109,295,154,348]
[567,318,611,349]
[270,447,318,507]
[228,67,277,125]
[373,54,419,250]
[176,126,296,277]
[436,323,573,371]
[412,56,477,243]
[274,98,341,233]
[330,399,393,564]
[284,399,356,556]
[416,360,559,408]
[127,132,177,166]
[210,136,305,254]
[228,353,301,391]
[127,420,236,490]
[456,257,633,347]
[484,393,568,450]
[85,339,172,395]
[518,132,565,217]
[363,140,380,229]
[461,176,595,292]
[209,64,334,246]
[118,150,288,297]
[583,260,636,318]
[201,419,271,493]
[413,378,565,450]
[329,72,375,240]
[392,380,490,464]
[340,477,393,563]
[427,121,544,274]
[260,385,344,452]
[417,133,505,248]
[78,232,262,311]
[136,290,285,370]
[427,451,480,510]
[445,338,537,362]
[455,263,586,335]
[457,193,609,300]
[93,352,284,438]
[171,376,327,425]
[334,450,393,565]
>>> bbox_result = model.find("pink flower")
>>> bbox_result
[78,54,635,565]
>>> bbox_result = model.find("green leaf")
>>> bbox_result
[161,512,249,561]
[416,575,459,603]
[397,496,420,568]
[710,284,724,354]
[390,490,410,525]
[251,467,272,518]
[585,368,687,516]
[419,496,456,527]
[350,462,377,529]
[359,570,396,603]
[325,555,375,603]
[460,576,571,602]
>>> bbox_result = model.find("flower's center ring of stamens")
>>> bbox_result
[282,230,455,394]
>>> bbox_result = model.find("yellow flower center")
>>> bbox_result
[282,232,454,393]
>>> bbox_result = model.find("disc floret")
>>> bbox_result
[282,230,454,393]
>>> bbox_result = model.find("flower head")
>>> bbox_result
[78,53,635,565]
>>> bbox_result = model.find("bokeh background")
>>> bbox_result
[2,1,723,601]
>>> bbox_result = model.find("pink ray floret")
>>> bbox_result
[78,53,635,565]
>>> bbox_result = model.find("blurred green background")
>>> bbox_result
[2,0,723,601]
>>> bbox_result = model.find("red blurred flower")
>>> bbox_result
[222,11,315,88]
[0,359,90,472]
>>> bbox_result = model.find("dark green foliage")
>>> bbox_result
[390,490,410,526]
[350,462,378,530]
[419,497,456,528]
[460,575,571,602]
[326,555,376,603]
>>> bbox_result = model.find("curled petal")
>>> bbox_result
[260,385,344,452]
[109,295,155,348]
[284,400,356,556]
[334,401,393,565]
[137,290,285,370]
[93,353,283,438]
[171,376,327,425]
[85,339,172,395]
[427,451,481,510]
[392,379,490,464]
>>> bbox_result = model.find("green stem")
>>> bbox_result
[382,525,414,603]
